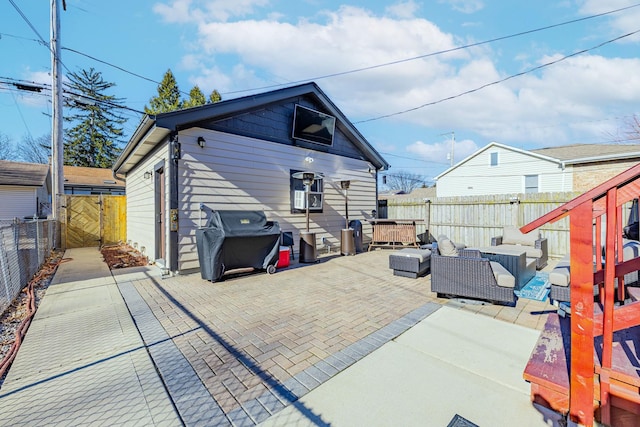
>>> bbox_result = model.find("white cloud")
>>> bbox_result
[407,138,478,165]
[439,0,484,14]
[156,2,640,152]
[385,1,421,19]
[579,1,640,42]
[153,0,269,23]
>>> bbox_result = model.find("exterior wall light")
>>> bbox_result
[197,136,206,148]
[144,171,152,179]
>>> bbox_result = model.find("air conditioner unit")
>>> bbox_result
[294,190,323,211]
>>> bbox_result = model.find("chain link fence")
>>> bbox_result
[0,219,57,316]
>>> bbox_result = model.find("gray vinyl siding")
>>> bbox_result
[126,144,170,261]
[176,128,377,272]
[0,187,38,220]
[437,146,572,197]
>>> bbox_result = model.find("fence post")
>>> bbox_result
[0,231,12,308]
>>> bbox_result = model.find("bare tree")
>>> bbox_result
[0,132,16,160]
[608,114,640,143]
[383,170,428,193]
[623,115,640,142]
[21,134,51,164]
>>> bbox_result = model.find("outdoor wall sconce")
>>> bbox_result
[197,136,206,148]
[304,156,314,164]
[144,171,152,179]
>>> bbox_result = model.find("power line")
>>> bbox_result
[355,29,640,124]
[7,0,48,48]
[220,3,640,96]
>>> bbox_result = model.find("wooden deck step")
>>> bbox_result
[525,311,640,418]
[523,313,572,414]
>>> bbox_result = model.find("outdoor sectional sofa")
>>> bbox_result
[491,225,548,270]
[549,239,640,303]
[430,237,517,305]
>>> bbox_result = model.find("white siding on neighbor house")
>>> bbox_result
[0,186,38,220]
[125,145,169,261]
[176,128,377,272]
[437,146,572,197]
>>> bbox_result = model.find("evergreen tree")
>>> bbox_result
[145,69,182,114]
[209,89,222,103]
[182,85,207,109]
[63,68,126,168]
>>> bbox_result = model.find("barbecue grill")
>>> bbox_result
[196,210,281,281]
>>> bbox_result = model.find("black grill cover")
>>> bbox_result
[196,210,281,281]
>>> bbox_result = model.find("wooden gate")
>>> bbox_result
[63,195,126,248]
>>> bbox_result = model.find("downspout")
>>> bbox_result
[561,161,566,191]
[112,169,125,183]
[169,131,180,273]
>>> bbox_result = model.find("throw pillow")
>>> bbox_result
[438,235,459,257]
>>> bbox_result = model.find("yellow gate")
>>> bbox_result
[63,195,126,248]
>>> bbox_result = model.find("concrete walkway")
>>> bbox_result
[0,247,566,426]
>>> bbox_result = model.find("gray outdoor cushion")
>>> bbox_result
[549,254,570,287]
[392,248,431,263]
[492,244,543,259]
[437,235,459,257]
[502,225,540,246]
[490,261,515,288]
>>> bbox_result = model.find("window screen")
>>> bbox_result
[525,175,539,193]
[490,152,498,166]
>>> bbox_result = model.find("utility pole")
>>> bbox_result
[441,131,455,167]
[50,0,64,225]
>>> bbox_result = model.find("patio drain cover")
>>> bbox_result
[447,414,479,427]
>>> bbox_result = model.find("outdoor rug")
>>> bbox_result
[515,271,551,301]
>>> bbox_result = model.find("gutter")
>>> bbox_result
[563,152,640,165]
[112,114,156,175]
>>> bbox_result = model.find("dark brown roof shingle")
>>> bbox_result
[0,160,49,187]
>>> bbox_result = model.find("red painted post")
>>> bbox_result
[569,201,595,426]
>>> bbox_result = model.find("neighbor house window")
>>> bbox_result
[525,174,539,193]
[490,152,498,167]
[290,169,324,213]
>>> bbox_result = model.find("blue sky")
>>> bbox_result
[2,0,640,183]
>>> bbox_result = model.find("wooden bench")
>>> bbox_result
[368,219,422,251]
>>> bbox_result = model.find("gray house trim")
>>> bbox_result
[113,82,389,176]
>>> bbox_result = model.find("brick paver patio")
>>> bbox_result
[118,249,556,425]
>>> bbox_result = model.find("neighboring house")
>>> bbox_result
[0,160,51,220]
[63,166,125,195]
[435,142,640,197]
[112,82,389,274]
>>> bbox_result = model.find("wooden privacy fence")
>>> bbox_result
[62,195,126,249]
[382,192,606,258]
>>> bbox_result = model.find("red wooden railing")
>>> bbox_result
[522,163,640,426]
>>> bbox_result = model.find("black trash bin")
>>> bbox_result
[349,220,363,253]
[196,210,281,281]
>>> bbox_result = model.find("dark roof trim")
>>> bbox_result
[0,160,50,187]
[113,82,389,174]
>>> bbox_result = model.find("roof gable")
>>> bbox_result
[114,82,389,175]
[0,160,49,187]
[435,141,562,180]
